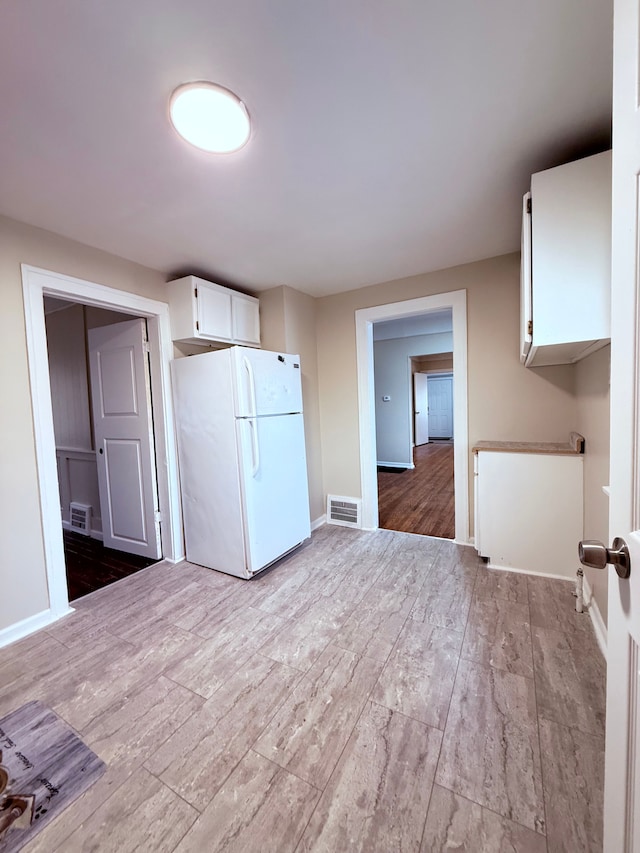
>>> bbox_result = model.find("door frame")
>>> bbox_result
[22,264,184,619]
[356,289,469,541]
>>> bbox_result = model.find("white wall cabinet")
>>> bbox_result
[474,449,583,580]
[167,276,260,347]
[521,151,611,367]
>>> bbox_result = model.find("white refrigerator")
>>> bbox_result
[171,346,311,578]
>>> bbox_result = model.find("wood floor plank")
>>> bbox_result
[298,702,442,853]
[57,768,198,853]
[421,785,547,852]
[378,442,455,538]
[532,625,606,737]
[173,750,320,853]
[462,596,534,678]
[253,644,384,788]
[539,718,605,853]
[372,619,462,729]
[144,654,302,811]
[435,659,545,834]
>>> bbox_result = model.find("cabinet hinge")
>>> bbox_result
[526,197,532,215]
[527,320,533,336]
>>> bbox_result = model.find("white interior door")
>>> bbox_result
[427,375,453,438]
[603,0,640,847]
[88,319,161,559]
[413,373,429,445]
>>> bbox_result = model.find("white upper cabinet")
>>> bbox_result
[521,151,611,367]
[167,276,260,348]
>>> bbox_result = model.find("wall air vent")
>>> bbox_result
[69,502,92,536]
[327,495,361,528]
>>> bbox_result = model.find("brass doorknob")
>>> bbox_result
[578,537,631,579]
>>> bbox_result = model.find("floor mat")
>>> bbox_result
[0,701,105,852]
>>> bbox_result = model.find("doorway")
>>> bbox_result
[375,331,456,538]
[44,298,162,599]
[22,265,183,624]
[355,290,469,543]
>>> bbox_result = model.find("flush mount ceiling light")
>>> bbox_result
[169,82,251,153]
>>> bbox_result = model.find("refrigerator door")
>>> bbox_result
[232,347,303,417]
[171,352,248,577]
[236,412,311,574]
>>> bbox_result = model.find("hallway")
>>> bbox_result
[378,442,454,538]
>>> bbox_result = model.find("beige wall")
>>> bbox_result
[0,215,168,632]
[316,253,579,535]
[259,286,324,523]
[575,345,611,626]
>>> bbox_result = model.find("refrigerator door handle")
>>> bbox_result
[249,419,260,478]
[243,356,258,417]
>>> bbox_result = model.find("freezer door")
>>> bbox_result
[232,347,303,417]
[237,413,311,574]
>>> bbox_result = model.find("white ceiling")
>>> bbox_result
[0,1,612,297]
[373,310,452,341]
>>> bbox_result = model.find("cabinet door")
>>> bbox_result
[197,283,233,341]
[520,192,532,363]
[232,295,260,346]
[531,151,611,349]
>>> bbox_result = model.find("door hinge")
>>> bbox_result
[194,287,198,297]
[527,320,533,336]
[154,510,162,523]
[143,340,150,353]
[196,320,199,331]
[526,196,532,215]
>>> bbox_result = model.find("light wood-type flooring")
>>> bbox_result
[378,441,455,539]
[1,526,604,853]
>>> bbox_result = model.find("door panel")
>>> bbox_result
[102,439,147,542]
[96,347,139,415]
[604,0,640,847]
[413,373,429,445]
[237,413,310,574]
[88,319,161,559]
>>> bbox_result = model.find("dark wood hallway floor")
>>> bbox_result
[63,530,158,601]
[377,442,454,539]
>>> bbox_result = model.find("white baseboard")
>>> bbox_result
[163,555,185,565]
[483,561,578,583]
[0,607,74,650]
[582,574,607,659]
[311,515,326,532]
[376,461,415,470]
[61,519,103,541]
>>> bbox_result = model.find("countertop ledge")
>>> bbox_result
[473,432,585,456]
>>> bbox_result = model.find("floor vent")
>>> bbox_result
[69,502,92,536]
[327,495,361,528]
